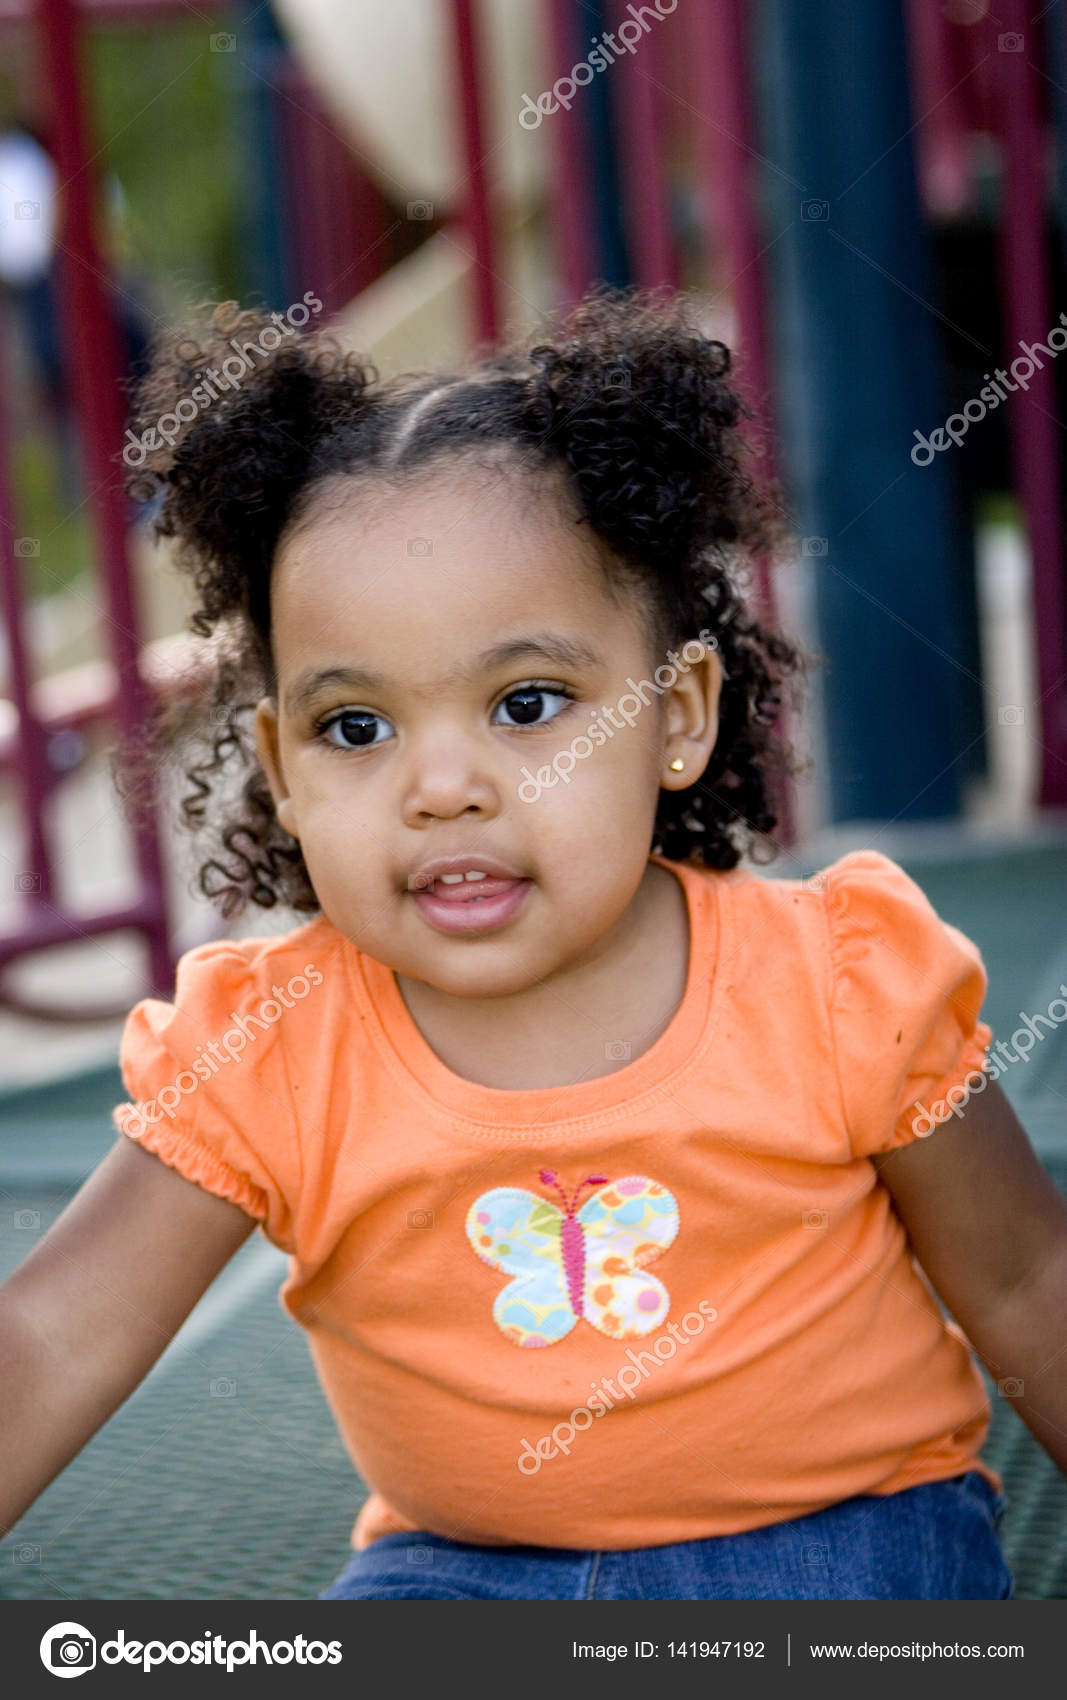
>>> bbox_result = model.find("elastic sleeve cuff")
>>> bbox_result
[888,1019,994,1148]
[113,1102,271,1226]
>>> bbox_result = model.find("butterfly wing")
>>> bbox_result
[577,1176,679,1339]
[466,1188,576,1347]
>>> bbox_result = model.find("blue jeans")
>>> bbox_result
[317,1470,1012,1600]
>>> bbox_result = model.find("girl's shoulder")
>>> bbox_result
[705,847,991,1160]
[164,911,344,1008]
[699,845,967,954]
[112,912,349,1252]
[706,844,988,1008]
[119,911,348,1094]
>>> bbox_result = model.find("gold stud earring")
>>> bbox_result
[669,758,685,772]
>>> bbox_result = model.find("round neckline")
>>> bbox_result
[344,852,723,1130]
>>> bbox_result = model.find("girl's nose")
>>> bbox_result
[399,734,502,825]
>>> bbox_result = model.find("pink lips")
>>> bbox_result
[410,875,531,934]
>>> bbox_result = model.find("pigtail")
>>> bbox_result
[119,303,379,914]
[520,289,778,571]
[125,302,379,644]
[512,288,807,869]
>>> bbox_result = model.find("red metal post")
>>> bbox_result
[688,0,780,616]
[0,333,56,904]
[905,0,975,219]
[450,0,501,344]
[995,0,1067,806]
[687,0,793,841]
[545,0,596,304]
[35,0,173,989]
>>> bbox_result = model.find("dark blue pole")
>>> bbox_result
[235,1,290,309]
[754,0,979,822]
[582,0,630,286]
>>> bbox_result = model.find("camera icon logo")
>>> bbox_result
[15,537,40,557]
[40,1622,97,1677]
[15,200,41,220]
[15,871,42,893]
[210,1376,237,1397]
[602,367,631,391]
[408,1545,434,1565]
[801,198,830,221]
[14,1209,41,1230]
[211,31,236,51]
[407,537,433,556]
[407,200,434,221]
[998,32,1023,51]
[998,705,1024,726]
[407,1208,435,1229]
[802,537,828,557]
[803,1208,828,1230]
[605,1040,631,1061]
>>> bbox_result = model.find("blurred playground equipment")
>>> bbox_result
[0,0,1065,1598]
[2,0,1067,1020]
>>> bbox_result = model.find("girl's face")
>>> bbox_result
[255,463,721,1000]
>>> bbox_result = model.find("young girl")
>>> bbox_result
[3,290,1065,1602]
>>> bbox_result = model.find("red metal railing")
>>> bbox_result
[0,0,178,1016]
[995,0,1067,806]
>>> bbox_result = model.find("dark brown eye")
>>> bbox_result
[493,686,572,728]
[319,710,392,748]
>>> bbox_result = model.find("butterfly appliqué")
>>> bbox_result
[466,1169,680,1347]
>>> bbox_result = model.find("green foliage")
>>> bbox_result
[12,431,92,596]
[86,18,249,310]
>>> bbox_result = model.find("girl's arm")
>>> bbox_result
[0,1135,257,1534]
[873,1078,1067,1476]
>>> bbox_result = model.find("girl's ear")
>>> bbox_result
[661,640,724,790]
[253,698,300,839]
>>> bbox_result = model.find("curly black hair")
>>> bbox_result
[122,287,811,918]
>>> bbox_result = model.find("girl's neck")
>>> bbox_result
[393,860,690,1091]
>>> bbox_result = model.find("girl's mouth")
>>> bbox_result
[409,874,531,934]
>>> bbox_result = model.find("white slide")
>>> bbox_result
[271,0,548,210]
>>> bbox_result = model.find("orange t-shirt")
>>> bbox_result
[112,849,1000,1552]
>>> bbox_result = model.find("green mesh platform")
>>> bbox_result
[1,839,1065,1600]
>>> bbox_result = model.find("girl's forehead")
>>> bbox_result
[274,462,636,621]
[269,472,655,690]
[287,456,577,549]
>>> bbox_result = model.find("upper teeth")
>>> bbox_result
[438,870,488,884]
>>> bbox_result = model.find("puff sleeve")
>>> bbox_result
[825,850,993,1158]
[111,939,301,1253]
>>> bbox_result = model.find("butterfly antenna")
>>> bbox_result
[538,1169,570,1213]
[574,1174,609,1211]
[538,1170,610,1216]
